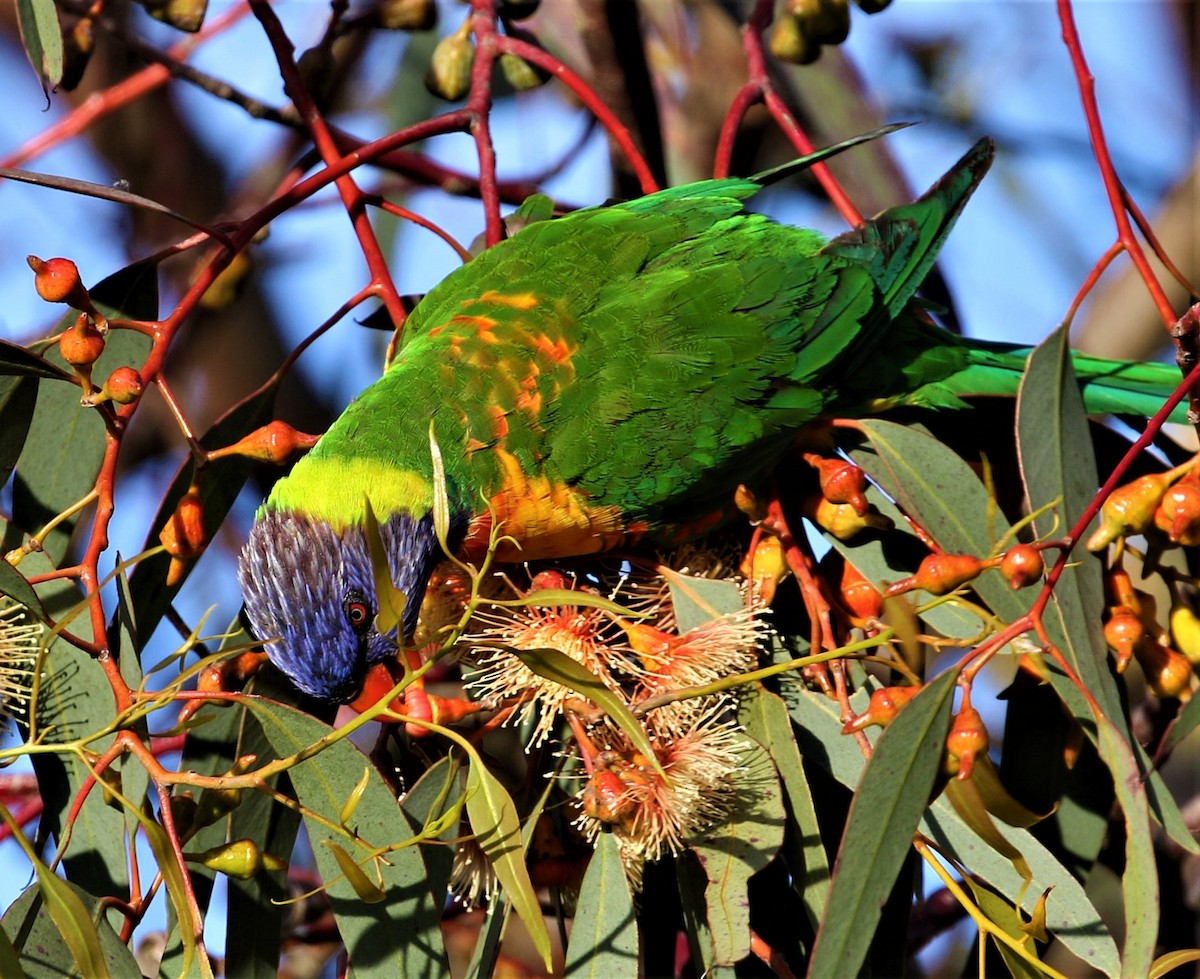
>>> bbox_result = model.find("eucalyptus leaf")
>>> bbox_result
[564,833,638,977]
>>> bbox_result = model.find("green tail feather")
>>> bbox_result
[924,338,1188,423]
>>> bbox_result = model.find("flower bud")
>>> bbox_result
[944,704,989,780]
[100,367,144,405]
[885,552,984,598]
[734,484,766,523]
[1086,473,1172,551]
[999,544,1044,590]
[500,53,548,91]
[1103,606,1144,673]
[192,754,256,830]
[28,256,90,307]
[1154,477,1200,546]
[810,496,891,541]
[792,0,850,45]
[205,420,320,465]
[1170,601,1200,666]
[804,453,869,515]
[169,792,198,838]
[838,560,882,622]
[741,533,789,605]
[141,0,208,33]
[188,839,263,880]
[1133,640,1194,702]
[527,569,571,593]
[59,314,105,369]
[426,22,474,101]
[160,486,207,586]
[841,684,919,733]
[378,0,436,30]
[768,12,818,65]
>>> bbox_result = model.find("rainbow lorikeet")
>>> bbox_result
[238,135,1182,705]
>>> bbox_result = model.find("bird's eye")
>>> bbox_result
[344,592,372,634]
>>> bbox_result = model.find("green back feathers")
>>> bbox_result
[270,135,999,533]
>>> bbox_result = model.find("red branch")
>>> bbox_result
[1057,0,1175,328]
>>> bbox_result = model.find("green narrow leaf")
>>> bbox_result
[15,0,63,93]
[807,669,956,978]
[0,340,73,381]
[363,496,407,638]
[3,880,141,979]
[1093,711,1158,978]
[663,569,743,634]
[505,644,663,776]
[323,841,387,903]
[0,377,40,488]
[0,922,24,979]
[0,806,111,979]
[1150,948,1200,979]
[464,757,553,971]
[782,661,1118,976]
[563,833,638,977]
[222,665,311,979]
[246,695,449,978]
[965,880,1051,979]
[428,421,451,551]
[690,733,784,966]
[488,589,649,619]
[740,687,830,928]
[0,559,45,621]
[676,851,737,979]
[1016,330,1198,855]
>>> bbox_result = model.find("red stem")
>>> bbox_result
[1057,0,1175,327]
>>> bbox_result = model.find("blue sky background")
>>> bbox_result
[0,0,1195,966]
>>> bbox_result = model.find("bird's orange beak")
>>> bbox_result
[348,660,406,716]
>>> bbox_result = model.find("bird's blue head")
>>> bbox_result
[237,509,442,703]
